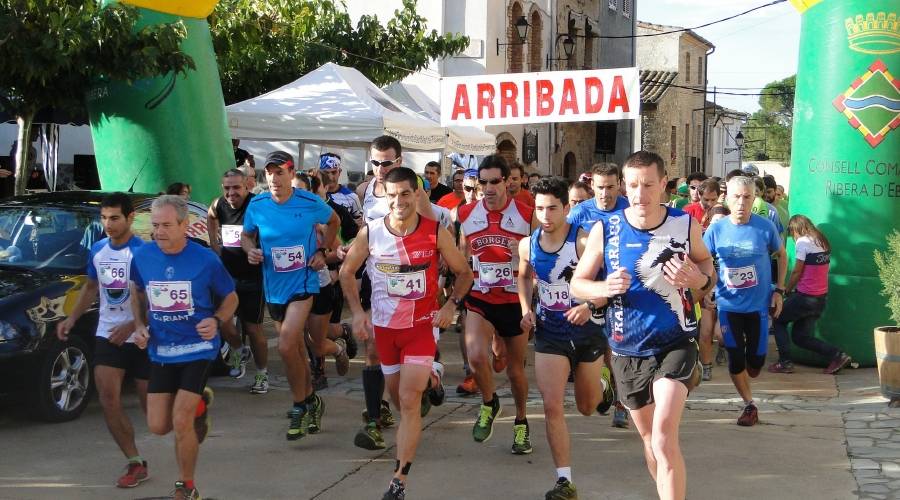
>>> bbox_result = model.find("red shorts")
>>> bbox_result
[374,323,436,375]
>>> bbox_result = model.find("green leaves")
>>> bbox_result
[210,0,469,104]
[875,231,900,325]
[745,74,796,163]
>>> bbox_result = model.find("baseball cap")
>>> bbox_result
[265,151,294,169]
[741,164,759,176]
[463,168,478,179]
[319,153,341,170]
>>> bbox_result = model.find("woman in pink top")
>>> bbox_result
[769,215,851,375]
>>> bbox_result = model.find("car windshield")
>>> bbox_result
[0,206,101,272]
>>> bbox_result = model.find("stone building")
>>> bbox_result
[636,21,714,179]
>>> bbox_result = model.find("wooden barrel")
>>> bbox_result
[874,327,900,399]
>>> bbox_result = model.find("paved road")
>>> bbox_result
[1,328,892,499]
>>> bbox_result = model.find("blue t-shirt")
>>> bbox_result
[703,214,782,313]
[130,241,235,363]
[567,196,629,228]
[243,189,334,304]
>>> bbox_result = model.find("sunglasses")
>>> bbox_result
[370,157,400,168]
[477,178,504,185]
[689,185,699,190]
[463,186,476,192]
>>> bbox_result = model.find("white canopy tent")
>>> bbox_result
[226,63,495,155]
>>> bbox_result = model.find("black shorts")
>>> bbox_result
[148,359,211,395]
[312,283,336,316]
[235,281,264,324]
[718,310,768,375]
[267,293,314,323]
[94,337,151,380]
[361,273,372,312]
[534,334,607,369]
[464,295,523,338]
[611,336,700,410]
[330,281,344,324]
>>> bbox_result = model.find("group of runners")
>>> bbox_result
[54,135,846,500]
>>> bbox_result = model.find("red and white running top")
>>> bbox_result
[458,198,533,305]
[366,215,441,329]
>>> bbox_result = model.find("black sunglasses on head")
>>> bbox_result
[370,158,400,168]
[477,178,504,185]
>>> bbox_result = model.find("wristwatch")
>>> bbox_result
[774,288,786,296]
[450,296,463,307]
[701,274,713,292]
[213,316,223,328]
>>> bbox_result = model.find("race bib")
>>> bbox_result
[387,270,427,300]
[148,281,193,313]
[538,281,571,312]
[723,265,758,289]
[478,262,514,288]
[221,225,242,248]
[272,245,305,273]
[98,261,128,290]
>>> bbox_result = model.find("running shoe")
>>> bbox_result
[420,386,432,418]
[341,322,358,359]
[493,353,508,373]
[228,346,247,379]
[715,345,727,366]
[768,361,794,374]
[116,461,149,488]
[429,362,446,407]
[361,400,396,428]
[287,407,307,440]
[311,355,328,390]
[382,478,406,500]
[172,481,200,500]
[545,478,577,500]
[596,366,615,415]
[612,401,629,429]
[195,387,213,444]
[824,353,851,375]
[701,363,713,381]
[250,372,269,394]
[511,421,533,455]
[312,372,328,391]
[307,393,325,434]
[456,374,479,396]
[354,420,386,450]
[472,395,501,442]
[334,338,350,376]
[737,403,759,427]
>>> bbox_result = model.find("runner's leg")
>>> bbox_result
[650,378,689,500]
[465,310,495,403]
[393,363,431,482]
[95,365,139,458]
[535,352,572,469]
[504,332,529,420]
[172,389,202,483]
[277,298,315,402]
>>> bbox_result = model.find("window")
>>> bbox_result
[584,31,594,69]
[684,123,690,160]
[670,126,677,161]
[608,0,616,11]
[507,2,525,73]
[528,10,543,72]
[623,0,631,18]
[697,56,703,85]
[596,123,618,154]
[685,53,691,83]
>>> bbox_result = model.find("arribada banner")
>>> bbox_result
[439,68,639,127]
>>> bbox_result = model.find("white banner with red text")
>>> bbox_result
[439,68,639,127]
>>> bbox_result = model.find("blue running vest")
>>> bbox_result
[603,207,698,356]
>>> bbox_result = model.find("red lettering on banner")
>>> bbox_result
[451,84,471,120]
[585,77,603,113]
[499,82,518,118]
[536,80,554,116]
[523,80,531,117]
[608,76,630,113]
[477,83,495,119]
[559,78,579,115]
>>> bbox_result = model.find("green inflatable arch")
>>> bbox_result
[789,0,900,366]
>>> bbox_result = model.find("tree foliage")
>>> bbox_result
[210,0,470,104]
[744,75,795,163]
[875,231,900,325]
[0,0,194,194]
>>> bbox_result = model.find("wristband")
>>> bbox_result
[213,316,223,328]
[774,288,785,296]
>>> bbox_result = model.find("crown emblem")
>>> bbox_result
[832,60,900,148]
[844,12,900,55]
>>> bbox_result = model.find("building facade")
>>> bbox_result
[705,102,748,179]
[636,21,714,179]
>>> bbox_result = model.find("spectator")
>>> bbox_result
[424,160,452,203]
[166,182,191,200]
[568,181,593,207]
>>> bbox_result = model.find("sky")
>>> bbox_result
[637,0,801,114]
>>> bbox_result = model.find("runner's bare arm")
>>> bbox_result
[207,199,221,256]
[571,222,614,301]
[310,211,340,270]
[197,291,238,340]
[240,229,262,265]
[356,180,369,201]
[434,226,474,329]
[771,243,788,317]
[56,279,99,341]
[130,283,150,349]
[575,227,608,309]
[678,221,717,301]
[517,237,536,332]
[416,187,436,220]
[338,227,373,340]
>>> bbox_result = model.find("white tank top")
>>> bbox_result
[363,180,390,222]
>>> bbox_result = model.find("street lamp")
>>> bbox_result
[735,131,745,162]
[546,34,576,68]
[496,16,530,56]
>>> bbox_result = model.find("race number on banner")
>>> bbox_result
[440,68,639,127]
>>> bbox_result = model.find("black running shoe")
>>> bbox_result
[428,362,445,407]
[341,322,358,359]
[382,478,406,500]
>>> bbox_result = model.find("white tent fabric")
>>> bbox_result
[383,82,496,156]
[227,63,493,154]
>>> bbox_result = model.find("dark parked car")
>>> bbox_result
[0,191,210,422]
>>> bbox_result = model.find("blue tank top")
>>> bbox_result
[603,207,698,356]
[530,224,600,341]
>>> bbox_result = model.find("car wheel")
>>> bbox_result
[31,337,93,422]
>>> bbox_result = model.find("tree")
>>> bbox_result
[209,0,470,104]
[744,75,795,164]
[0,0,195,195]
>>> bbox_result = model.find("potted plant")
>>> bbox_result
[874,230,900,407]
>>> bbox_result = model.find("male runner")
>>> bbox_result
[207,168,269,393]
[353,136,435,449]
[518,177,613,500]
[508,162,535,208]
[458,155,536,453]
[56,193,150,488]
[451,168,481,396]
[571,151,716,500]
[436,169,465,210]
[566,162,631,429]
[320,152,363,226]
[424,160,452,202]
[341,167,473,500]
[130,195,238,500]
[703,175,786,426]
[241,151,339,441]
